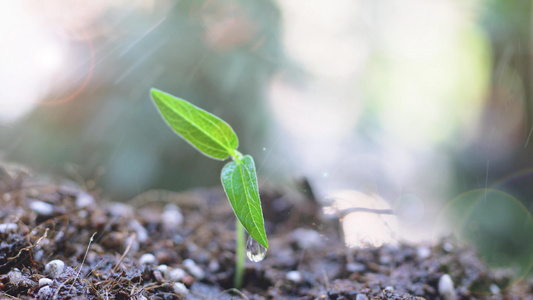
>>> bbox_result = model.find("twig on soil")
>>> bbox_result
[114,233,137,271]
[82,278,103,299]
[85,259,104,279]
[7,228,49,261]
[220,288,250,300]
[321,269,330,289]
[130,284,143,298]
[53,277,75,300]
[141,283,168,291]
[337,207,394,218]
[0,292,19,299]
[68,232,96,295]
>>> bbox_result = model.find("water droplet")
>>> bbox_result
[246,236,267,262]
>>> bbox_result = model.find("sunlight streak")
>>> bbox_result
[0,2,66,122]
[39,31,95,106]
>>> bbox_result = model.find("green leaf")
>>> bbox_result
[151,89,239,160]
[221,155,268,248]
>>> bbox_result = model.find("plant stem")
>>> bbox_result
[234,218,245,289]
[231,149,244,161]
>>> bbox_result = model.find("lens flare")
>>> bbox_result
[435,189,533,294]
[491,168,533,199]
[39,31,95,106]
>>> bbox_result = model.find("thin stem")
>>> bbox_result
[234,218,245,289]
[337,207,394,217]
[231,149,244,161]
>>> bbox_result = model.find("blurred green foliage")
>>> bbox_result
[1,0,283,199]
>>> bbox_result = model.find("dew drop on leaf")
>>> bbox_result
[246,235,267,262]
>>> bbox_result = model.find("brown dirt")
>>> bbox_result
[0,165,532,299]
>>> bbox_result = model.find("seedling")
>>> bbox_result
[150,89,268,289]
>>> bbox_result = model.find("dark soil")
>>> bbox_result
[0,165,532,299]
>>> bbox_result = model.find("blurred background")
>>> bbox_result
[1,0,533,278]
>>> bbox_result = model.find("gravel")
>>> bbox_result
[45,259,65,278]
[0,167,530,299]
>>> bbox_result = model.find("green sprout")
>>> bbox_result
[150,89,268,289]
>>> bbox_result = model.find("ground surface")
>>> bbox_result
[0,165,532,299]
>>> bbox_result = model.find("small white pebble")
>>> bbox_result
[164,203,179,211]
[75,192,94,208]
[156,264,168,274]
[34,249,44,261]
[443,243,454,252]
[490,283,500,294]
[162,210,183,228]
[183,259,205,280]
[286,270,302,283]
[108,203,134,218]
[167,268,186,281]
[30,201,54,216]
[129,219,148,243]
[379,255,391,265]
[356,294,369,300]
[172,282,189,296]
[346,262,365,273]
[8,268,22,284]
[417,246,431,259]
[38,285,53,299]
[384,286,394,292]
[438,274,456,300]
[39,278,53,287]
[54,231,64,242]
[123,236,139,254]
[139,253,157,265]
[187,243,198,253]
[77,210,89,218]
[0,223,17,234]
[208,260,220,272]
[291,228,322,249]
[162,204,183,230]
[45,259,65,278]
